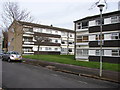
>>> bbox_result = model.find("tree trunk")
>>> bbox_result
[37,45,40,55]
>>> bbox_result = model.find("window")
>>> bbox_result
[55,31,58,33]
[24,37,33,42]
[69,42,73,44]
[77,49,88,56]
[39,47,42,50]
[61,41,65,44]
[46,29,52,33]
[45,47,51,51]
[77,23,81,29]
[111,16,118,23]
[82,21,88,29]
[68,48,72,52]
[96,19,104,25]
[29,28,33,32]
[70,34,72,37]
[55,48,58,51]
[119,16,120,22]
[112,50,120,56]
[77,36,88,42]
[45,47,49,50]
[95,34,104,40]
[55,40,58,43]
[23,48,33,52]
[62,32,67,36]
[96,50,104,56]
[111,33,120,40]
[23,28,33,32]
[61,40,67,44]
[61,48,67,52]
[38,28,42,32]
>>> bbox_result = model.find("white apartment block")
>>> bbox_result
[8,21,75,55]
[74,10,120,63]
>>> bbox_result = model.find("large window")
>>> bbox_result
[111,33,120,40]
[77,49,88,56]
[45,47,51,51]
[77,23,81,29]
[68,48,72,52]
[61,48,67,52]
[24,37,33,42]
[62,32,67,36]
[95,34,104,40]
[77,35,88,42]
[96,19,104,25]
[82,21,88,29]
[77,21,88,29]
[96,50,104,56]
[112,50,120,56]
[23,28,33,32]
[23,48,33,52]
[111,16,119,23]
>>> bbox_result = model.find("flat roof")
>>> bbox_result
[74,10,120,23]
[17,21,75,33]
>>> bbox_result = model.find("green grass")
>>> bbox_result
[23,55,120,72]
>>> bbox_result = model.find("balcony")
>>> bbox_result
[76,28,88,32]
[89,40,120,47]
[89,23,120,33]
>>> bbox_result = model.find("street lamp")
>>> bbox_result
[97,3,105,77]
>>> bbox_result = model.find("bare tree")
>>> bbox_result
[1,1,33,29]
[1,1,33,52]
[2,30,8,52]
[34,36,51,55]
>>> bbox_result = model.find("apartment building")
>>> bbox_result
[8,21,74,55]
[74,10,120,63]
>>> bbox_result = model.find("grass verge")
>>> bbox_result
[23,55,120,72]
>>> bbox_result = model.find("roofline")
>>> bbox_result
[17,21,74,33]
[74,10,120,23]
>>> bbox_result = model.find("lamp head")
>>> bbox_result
[97,4,105,12]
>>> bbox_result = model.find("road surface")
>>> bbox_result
[2,60,120,88]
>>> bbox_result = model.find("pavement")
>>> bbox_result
[2,61,120,88]
[22,58,120,83]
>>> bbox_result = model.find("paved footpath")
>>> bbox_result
[23,58,120,83]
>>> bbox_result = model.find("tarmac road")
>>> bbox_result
[2,60,120,88]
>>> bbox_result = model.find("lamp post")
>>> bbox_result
[97,4,104,77]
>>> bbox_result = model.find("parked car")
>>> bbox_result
[2,51,22,62]
[0,51,5,59]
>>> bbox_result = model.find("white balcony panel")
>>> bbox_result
[24,52,34,54]
[22,45,34,47]
[89,50,95,55]
[76,55,88,59]
[104,34,111,40]
[89,20,96,27]
[24,32,34,34]
[104,50,112,56]
[23,34,33,37]
[89,35,96,41]
[104,18,111,25]
[24,42,34,44]
[76,42,88,45]
[76,28,88,32]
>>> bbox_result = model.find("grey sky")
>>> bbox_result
[0,0,120,31]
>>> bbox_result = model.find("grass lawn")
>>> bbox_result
[23,55,120,72]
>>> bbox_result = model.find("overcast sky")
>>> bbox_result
[0,0,120,32]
